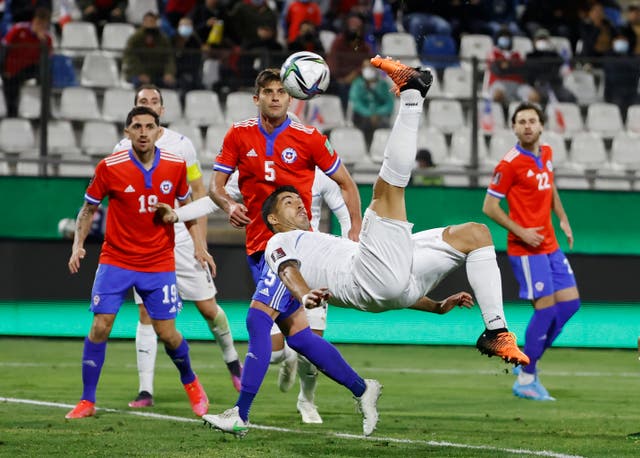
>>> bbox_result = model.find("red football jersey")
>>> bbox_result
[487,143,559,256]
[85,148,191,272]
[214,117,341,255]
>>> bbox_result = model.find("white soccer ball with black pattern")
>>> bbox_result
[280,51,330,100]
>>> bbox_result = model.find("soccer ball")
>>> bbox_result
[280,51,330,100]
[57,218,76,239]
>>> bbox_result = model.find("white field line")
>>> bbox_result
[1,396,583,458]
[0,361,638,378]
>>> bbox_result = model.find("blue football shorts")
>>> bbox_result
[248,252,300,320]
[90,263,182,320]
[508,249,577,300]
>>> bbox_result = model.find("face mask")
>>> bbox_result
[178,25,193,37]
[362,67,377,81]
[535,39,550,51]
[497,36,511,50]
[613,39,629,54]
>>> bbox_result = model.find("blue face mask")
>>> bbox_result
[613,39,629,54]
[178,25,193,38]
[497,36,511,50]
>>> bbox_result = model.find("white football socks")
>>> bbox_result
[209,307,239,364]
[271,341,295,364]
[135,321,157,395]
[297,354,318,403]
[379,89,424,187]
[465,246,508,330]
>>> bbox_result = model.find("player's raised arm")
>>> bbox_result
[277,260,330,309]
[210,170,251,229]
[327,163,362,241]
[68,202,98,274]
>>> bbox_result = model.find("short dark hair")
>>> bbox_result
[261,185,300,233]
[134,84,163,105]
[511,101,545,125]
[33,7,52,22]
[254,68,282,95]
[126,106,160,127]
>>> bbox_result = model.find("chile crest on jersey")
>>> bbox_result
[281,147,298,164]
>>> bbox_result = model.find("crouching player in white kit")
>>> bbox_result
[115,85,243,407]
[262,56,530,367]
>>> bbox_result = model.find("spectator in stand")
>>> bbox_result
[326,13,373,110]
[457,0,523,38]
[486,27,527,107]
[123,11,176,89]
[519,0,583,49]
[412,148,444,187]
[284,0,322,45]
[288,20,324,53]
[1,7,52,117]
[579,1,616,59]
[237,22,284,87]
[603,32,640,120]
[190,0,230,44]
[173,16,203,96]
[78,0,126,35]
[226,0,278,49]
[621,2,640,56]
[523,28,577,105]
[164,0,198,31]
[400,0,453,51]
[348,59,394,148]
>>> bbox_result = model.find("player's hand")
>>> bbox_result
[560,219,574,250]
[194,246,217,277]
[153,202,178,223]
[68,247,86,274]
[437,291,473,315]
[301,288,330,309]
[228,202,251,228]
[519,226,545,247]
[347,221,361,242]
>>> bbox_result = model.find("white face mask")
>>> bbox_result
[535,39,551,51]
[362,67,377,81]
[178,25,193,37]
[613,39,629,54]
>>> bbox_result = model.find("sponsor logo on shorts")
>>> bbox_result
[270,247,287,263]
[160,180,173,194]
[259,287,270,296]
[93,295,100,305]
[535,281,545,292]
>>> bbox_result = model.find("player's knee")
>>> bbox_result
[469,222,493,246]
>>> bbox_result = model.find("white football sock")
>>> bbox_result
[465,246,508,330]
[271,341,295,364]
[208,307,239,363]
[135,321,157,395]
[379,89,424,187]
[297,354,318,403]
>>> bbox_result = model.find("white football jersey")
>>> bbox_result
[114,128,200,245]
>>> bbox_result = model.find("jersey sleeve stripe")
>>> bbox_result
[487,189,505,199]
[84,193,101,205]
[176,189,192,201]
[213,163,234,173]
[323,157,341,176]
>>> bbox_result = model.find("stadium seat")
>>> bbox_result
[101,23,135,56]
[60,87,101,121]
[157,89,182,124]
[442,66,473,99]
[555,168,591,190]
[545,102,584,137]
[593,169,633,191]
[57,154,95,177]
[487,130,516,165]
[420,34,458,69]
[50,54,78,88]
[126,0,159,24]
[168,121,203,153]
[102,88,135,123]
[306,94,346,132]
[563,70,600,105]
[184,90,225,126]
[80,52,121,88]
[540,131,570,168]
[459,34,493,69]
[610,131,640,172]
[569,131,608,169]
[626,105,640,134]
[18,85,42,120]
[368,128,390,163]
[0,90,6,118]
[203,124,229,164]
[585,103,623,138]
[417,125,449,165]
[0,118,37,154]
[224,91,258,124]
[476,99,506,133]
[449,127,488,166]
[80,121,120,156]
[202,58,221,89]
[328,126,371,166]
[512,36,533,56]
[60,21,99,57]
[380,32,418,62]
[550,36,573,58]
[427,99,465,134]
[46,120,81,155]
